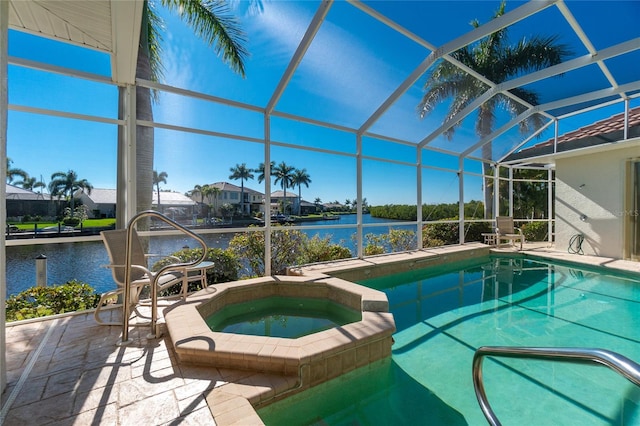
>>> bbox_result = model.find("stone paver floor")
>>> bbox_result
[1,302,273,425]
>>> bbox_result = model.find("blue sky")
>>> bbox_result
[6,1,639,207]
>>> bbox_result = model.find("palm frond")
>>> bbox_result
[163,0,248,77]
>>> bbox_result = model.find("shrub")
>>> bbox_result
[362,233,386,256]
[229,226,307,276]
[387,229,417,252]
[422,220,492,247]
[521,221,548,242]
[422,222,459,247]
[300,235,352,263]
[6,280,100,322]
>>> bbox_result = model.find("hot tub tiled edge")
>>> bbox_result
[164,274,395,383]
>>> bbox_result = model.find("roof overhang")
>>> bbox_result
[504,136,640,167]
[7,0,143,84]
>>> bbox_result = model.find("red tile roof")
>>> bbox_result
[536,106,640,148]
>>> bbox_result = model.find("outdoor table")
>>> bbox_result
[181,261,215,295]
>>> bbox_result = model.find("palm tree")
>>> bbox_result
[153,170,168,211]
[6,158,27,184]
[229,163,254,215]
[191,184,205,203]
[130,1,248,222]
[417,0,570,219]
[49,170,93,211]
[208,186,221,217]
[314,197,322,213]
[291,168,311,216]
[273,161,295,215]
[14,176,46,193]
[256,161,275,184]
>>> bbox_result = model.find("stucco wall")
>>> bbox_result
[555,142,638,258]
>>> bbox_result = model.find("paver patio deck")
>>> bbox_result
[2,244,638,425]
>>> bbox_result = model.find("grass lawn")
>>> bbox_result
[10,218,116,231]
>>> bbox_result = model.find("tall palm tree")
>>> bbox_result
[256,161,275,184]
[130,1,248,222]
[417,0,570,219]
[229,163,254,215]
[273,161,295,215]
[153,170,168,210]
[291,168,311,216]
[6,158,27,184]
[208,186,221,216]
[49,170,93,211]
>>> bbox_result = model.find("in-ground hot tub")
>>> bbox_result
[164,275,395,388]
[205,295,362,338]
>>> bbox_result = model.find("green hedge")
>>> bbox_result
[6,280,100,322]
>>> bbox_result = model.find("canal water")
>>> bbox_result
[6,214,411,298]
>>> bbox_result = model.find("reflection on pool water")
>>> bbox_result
[204,296,362,339]
[258,255,640,425]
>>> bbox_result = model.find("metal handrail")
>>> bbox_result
[120,210,208,345]
[473,346,640,426]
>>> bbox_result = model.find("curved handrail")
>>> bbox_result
[473,346,640,426]
[120,210,208,344]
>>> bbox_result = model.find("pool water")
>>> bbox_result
[204,296,361,339]
[258,255,640,425]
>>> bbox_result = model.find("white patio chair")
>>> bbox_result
[495,216,524,250]
[94,228,185,325]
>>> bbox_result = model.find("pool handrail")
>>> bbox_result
[119,210,208,345]
[472,346,640,426]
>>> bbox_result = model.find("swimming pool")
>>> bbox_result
[258,255,640,425]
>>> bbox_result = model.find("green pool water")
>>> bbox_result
[205,296,361,339]
[258,255,640,425]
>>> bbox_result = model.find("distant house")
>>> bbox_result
[153,191,197,218]
[76,188,117,218]
[76,188,197,219]
[270,190,298,215]
[268,191,318,216]
[322,202,345,212]
[6,184,53,219]
[191,182,264,216]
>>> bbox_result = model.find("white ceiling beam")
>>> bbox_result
[356,0,557,135]
[556,0,622,99]
[536,80,640,112]
[265,0,333,115]
[460,110,535,158]
[110,0,143,85]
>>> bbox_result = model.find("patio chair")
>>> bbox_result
[495,216,524,250]
[94,228,185,326]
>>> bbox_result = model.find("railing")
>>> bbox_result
[120,210,208,345]
[472,346,640,426]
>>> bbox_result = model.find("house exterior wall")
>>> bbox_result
[555,142,638,258]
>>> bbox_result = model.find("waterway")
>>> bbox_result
[6,214,412,298]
